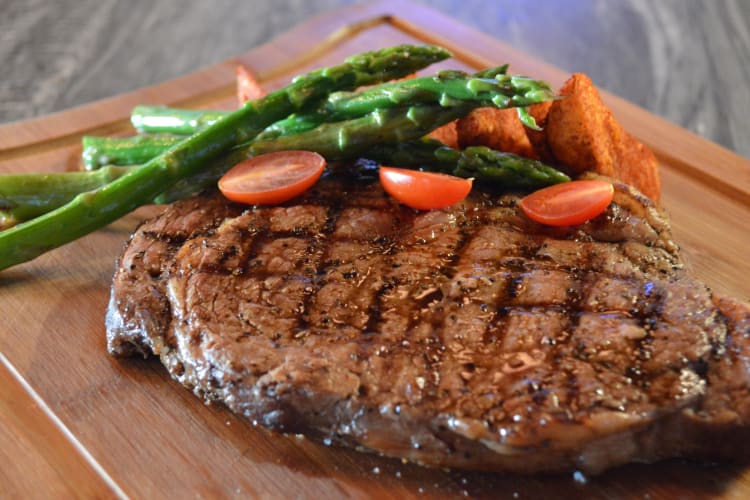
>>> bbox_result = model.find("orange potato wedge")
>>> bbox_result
[456,107,539,159]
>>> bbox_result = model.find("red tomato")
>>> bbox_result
[379,166,473,210]
[520,179,614,226]
[218,151,325,205]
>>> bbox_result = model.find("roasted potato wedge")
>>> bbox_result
[456,107,538,159]
[453,72,660,200]
[524,101,554,162]
[546,73,659,199]
[427,121,459,149]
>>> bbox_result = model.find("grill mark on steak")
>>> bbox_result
[106,174,750,474]
[293,204,341,336]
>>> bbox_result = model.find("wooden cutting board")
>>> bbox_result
[1,1,749,497]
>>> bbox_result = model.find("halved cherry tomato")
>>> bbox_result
[520,179,614,226]
[379,166,473,210]
[218,151,325,205]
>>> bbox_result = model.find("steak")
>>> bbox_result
[106,173,750,474]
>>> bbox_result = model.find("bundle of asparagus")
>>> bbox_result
[0,44,567,271]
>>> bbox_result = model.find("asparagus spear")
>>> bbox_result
[128,65,517,138]
[5,93,565,223]
[0,44,450,271]
[295,70,551,122]
[0,166,130,222]
[261,66,531,137]
[163,105,567,202]
[153,104,469,203]
[86,67,552,169]
[251,105,470,158]
[131,107,226,135]
[0,131,570,225]
[367,139,569,187]
[0,156,234,226]
[6,72,562,226]
[82,135,180,170]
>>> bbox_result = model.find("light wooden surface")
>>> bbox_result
[1,0,748,160]
[1,1,749,497]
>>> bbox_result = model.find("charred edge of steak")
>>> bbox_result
[106,175,750,474]
[106,194,243,357]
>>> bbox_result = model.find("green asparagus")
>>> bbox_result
[131,107,226,135]
[131,60,509,136]
[261,66,527,137]
[252,105,470,158]
[0,44,450,271]
[85,67,552,169]
[0,166,130,223]
[2,121,570,222]
[130,64,508,139]
[6,100,568,223]
[155,104,469,203]
[292,70,551,122]
[126,64,521,138]
[82,135,181,170]
[363,138,570,188]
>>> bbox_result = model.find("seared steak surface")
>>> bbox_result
[107,174,750,474]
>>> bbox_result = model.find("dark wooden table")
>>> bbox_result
[1,0,748,158]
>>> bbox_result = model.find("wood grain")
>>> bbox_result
[0,355,119,498]
[2,0,749,159]
[0,1,749,497]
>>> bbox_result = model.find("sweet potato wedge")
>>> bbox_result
[236,64,266,105]
[615,132,661,201]
[427,121,459,149]
[524,101,554,162]
[456,108,538,159]
[545,73,660,200]
[545,73,620,176]
[439,73,661,200]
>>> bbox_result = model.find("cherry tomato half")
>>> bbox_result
[520,179,614,226]
[218,150,325,205]
[379,166,473,210]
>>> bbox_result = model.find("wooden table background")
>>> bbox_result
[1,0,749,498]
[1,0,749,159]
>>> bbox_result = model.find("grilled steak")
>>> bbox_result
[106,173,750,474]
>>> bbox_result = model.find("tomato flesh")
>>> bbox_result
[520,179,614,226]
[218,151,325,205]
[379,166,473,210]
